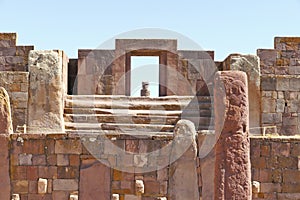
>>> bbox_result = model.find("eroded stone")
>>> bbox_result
[214,71,251,200]
[0,87,13,134]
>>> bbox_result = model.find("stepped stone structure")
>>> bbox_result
[0,33,300,199]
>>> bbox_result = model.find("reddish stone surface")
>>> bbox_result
[214,71,251,200]
[79,159,111,200]
[0,135,10,199]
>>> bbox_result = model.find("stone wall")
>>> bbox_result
[0,72,28,131]
[7,133,179,199]
[0,33,33,71]
[0,33,33,131]
[4,133,300,199]
[251,136,300,200]
[258,38,300,135]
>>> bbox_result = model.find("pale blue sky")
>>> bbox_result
[1,0,300,60]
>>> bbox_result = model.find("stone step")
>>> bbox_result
[65,122,174,132]
[65,95,213,111]
[64,129,174,138]
[64,113,212,126]
[64,108,183,116]
[64,114,179,125]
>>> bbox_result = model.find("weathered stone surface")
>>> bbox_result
[37,178,47,194]
[229,54,261,129]
[69,194,78,200]
[112,194,119,200]
[135,180,144,195]
[79,159,111,199]
[168,120,199,200]
[27,50,65,133]
[214,71,251,200]
[0,135,10,199]
[53,179,78,191]
[0,87,13,134]
[11,194,20,200]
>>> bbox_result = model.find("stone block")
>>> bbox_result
[0,135,10,199]
[112,194,119,200]
[53,179,78,191]
[261,97,276,113]
[135,180,144,195]
[282,183,300,193]
[289,66,300,75]
[79,159,111,199]
[276,99,285,113]
[124,195,138,200]
[278,193,300,200]
[252,181,260,194]
[283,117,298,126]
[69,194,78,200]
[290,77,300,91]
[12,180,28,194]
[38,166,57,179]
[37,178,47,194]
[57,154,69,166]
[261,76,276,91]
[283,170,300,183]
[27,166,38,180]
[11,194,20,200]
[27,50,65,133]
[32,155,46,165]
[57,166,79,179]
[272,142,290,157]
[55,139,82,154]
[257,49,277,68]
[260,183,281,193]
[276,77,290,90]
[262,113,282,124]
[19,154,32,165]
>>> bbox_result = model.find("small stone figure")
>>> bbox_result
[140,81,150,97]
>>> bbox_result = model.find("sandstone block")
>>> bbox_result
[0,87,13,134]
[260,183,281,193]
[27,50,65,133]
[252,181,260,194]
[112,194,119,200]
[0,135,10,199]
[214,71,251,200]
[261,97,276,113]
[57,154,69,166]
[135,180,144,195]
[261,76,276,91]
[37,178,47,194]
[19,154,32,165]
[53,179,78,191]
[69,194,78,200]
[262,113,282,124]
[12,180,28,194]
[79,159,110,199]
[124,195,138,200]
[11,194,20,200]
[55,139,82,154]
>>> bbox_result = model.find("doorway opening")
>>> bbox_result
[130,56,159,97]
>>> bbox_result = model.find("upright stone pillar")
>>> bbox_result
[214,71,251,200]
[0,87,13,134]
[27,50,65,133]
[168,120,199,200]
